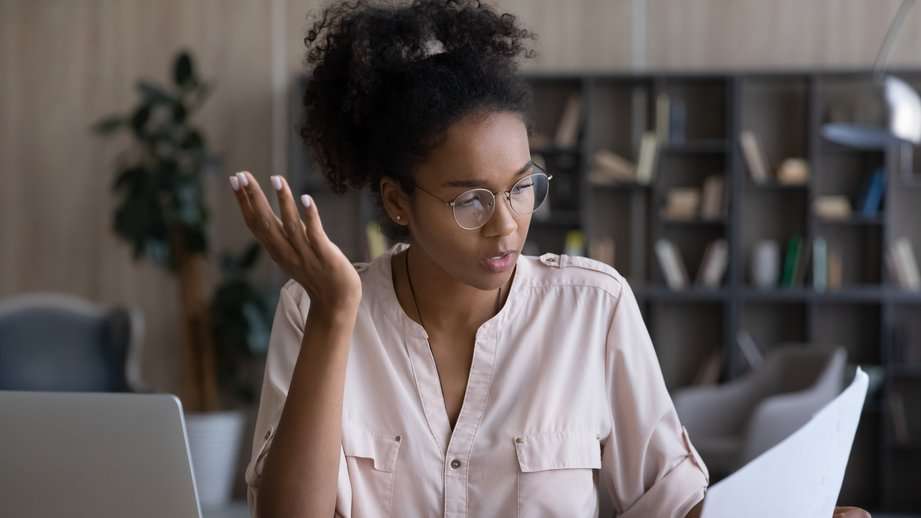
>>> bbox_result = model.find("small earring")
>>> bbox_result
[395,215,402,222]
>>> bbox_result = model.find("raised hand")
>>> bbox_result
[229,171,362,318]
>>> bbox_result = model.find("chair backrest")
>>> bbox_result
[740,343,848,464]
[762,343,847,398]
[0,293,143,392]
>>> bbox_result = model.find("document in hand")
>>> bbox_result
[701,368,869,518]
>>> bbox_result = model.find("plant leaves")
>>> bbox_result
[130,104,152,138]
[240,242,261,270]
[173,51,196,90]
[91,115,125,135]
[136,80,176,105]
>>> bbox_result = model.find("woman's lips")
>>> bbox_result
[482,251,516,273]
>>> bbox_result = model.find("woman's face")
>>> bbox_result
[388,110,533,292]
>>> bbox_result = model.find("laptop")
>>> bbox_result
[0,390,202,518]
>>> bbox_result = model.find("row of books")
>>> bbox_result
[739,129,810,186]
[813,168,886,220]
[588,133,658,186]
[662,176,725,221]
[529,94,583,149]
[655,238,728,289]
[887,238,921,290]
[367,222,919,292]
[768,235,843,290]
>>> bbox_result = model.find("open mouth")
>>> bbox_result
[482,251,516,272]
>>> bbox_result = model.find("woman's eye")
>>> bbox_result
[512,182,534,194]
[457,195,480,207]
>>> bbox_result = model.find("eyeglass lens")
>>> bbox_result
[452,170,550,229]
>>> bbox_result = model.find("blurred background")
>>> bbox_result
[2,1,921,516]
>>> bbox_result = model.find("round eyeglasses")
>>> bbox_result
[411,162,553,230]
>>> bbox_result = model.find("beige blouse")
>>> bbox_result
[245,241,709,517]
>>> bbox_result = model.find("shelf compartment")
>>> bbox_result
[811,302,882,365]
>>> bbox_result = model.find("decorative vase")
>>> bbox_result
[185,409,247,507]
[752,240,780,288]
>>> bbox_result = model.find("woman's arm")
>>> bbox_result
[256,305,357,518]
[230,171,363,518]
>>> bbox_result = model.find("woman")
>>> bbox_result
[230,1,871,517]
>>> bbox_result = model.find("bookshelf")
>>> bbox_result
[289,70,921,512]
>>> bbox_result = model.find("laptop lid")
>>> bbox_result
[0,390,202,518]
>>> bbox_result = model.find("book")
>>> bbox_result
[692,348,722,386]
[564,230,585,257]
[792,235,812,287]
[736,330,764,369]
[554,94,582,147]
[814,195,853,220]
[813,237,828,292]
[857,168,886,217]
[589,236,616,267]
[888,391,911,446]
[828,250,843,289]
[700,175,725,220]
[631,86,648,151]
[893,238,921,290]
[636,132,659,185]
[696,239,729,288]
[655,239,689,289]
[780,236,802,288]
[589,149,636,184]
[655,93,670,143]
[739,130,769,184]
[669,98,687,143]
[366,222,388,259]
[663,188,701,220]
[886,245,905,287]
[777,158,810,185]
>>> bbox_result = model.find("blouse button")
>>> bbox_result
[450,459,462,469]
[515,437,524,444]
[394,435,401,442]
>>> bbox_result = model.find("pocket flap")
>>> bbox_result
[341,423,402,473]
[513,431,601,473]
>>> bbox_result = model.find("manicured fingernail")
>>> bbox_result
[236,171,249,187]
[300,194,312,209]
[229,175,240,191]
[271,175,283,191]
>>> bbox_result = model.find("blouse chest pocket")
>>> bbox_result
[514,430,602,518]
[341,422,402,518]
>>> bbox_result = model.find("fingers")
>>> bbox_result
[270,174,314,261]
[299,190,331,252]
[230,171,297,266]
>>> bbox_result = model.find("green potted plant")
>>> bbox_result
[91,49,273,505]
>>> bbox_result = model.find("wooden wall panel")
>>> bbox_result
[5,0,921,393]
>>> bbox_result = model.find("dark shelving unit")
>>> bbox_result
[518,69,921,513]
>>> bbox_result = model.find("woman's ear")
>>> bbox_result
[380,176,410,225]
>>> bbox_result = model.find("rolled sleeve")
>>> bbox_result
[600,278,709,518]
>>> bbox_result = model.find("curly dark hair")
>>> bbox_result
[300,0,537,243]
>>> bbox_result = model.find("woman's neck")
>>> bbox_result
[393,245,514,335]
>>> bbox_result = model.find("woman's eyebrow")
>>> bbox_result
[441,160,534,188]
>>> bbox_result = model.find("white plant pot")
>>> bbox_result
[185,409,246,507]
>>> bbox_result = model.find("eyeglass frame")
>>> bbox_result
[408,160,553,230]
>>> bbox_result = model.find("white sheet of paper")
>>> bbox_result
[701,368,868,518]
